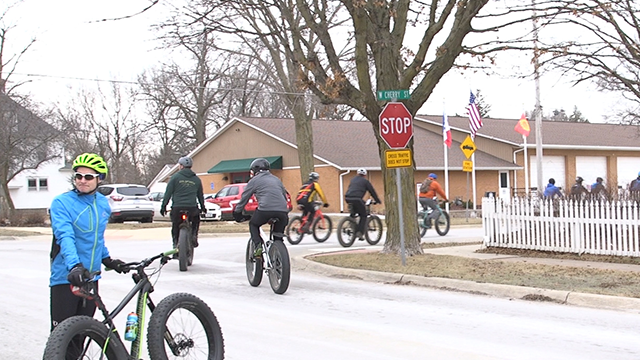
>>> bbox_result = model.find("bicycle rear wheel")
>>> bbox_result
[43,316,125,360]
[435,211,451,236]
[148,292,225,360]
[365,215,383,245]
[337,217,357,247]
[418,212,427,237]
[245,239,263,286]
[312,216,332,242]
[267,240,291,294]
[285,216,304,245]
[178,227,193,271]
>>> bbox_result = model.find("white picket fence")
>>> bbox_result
[482,197,640,256]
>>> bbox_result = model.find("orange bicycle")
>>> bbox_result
[285,201,333,244]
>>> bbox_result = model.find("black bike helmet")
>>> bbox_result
[548,178,555,185]
[250,158,270,173]
[576,176,584,183]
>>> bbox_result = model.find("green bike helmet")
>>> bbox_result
[73,153,108,180]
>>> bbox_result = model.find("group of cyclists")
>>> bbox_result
[49,152,450,357]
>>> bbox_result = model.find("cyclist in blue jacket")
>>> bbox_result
[49,153,125,356]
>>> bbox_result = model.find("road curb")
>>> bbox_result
[292,255,640,313]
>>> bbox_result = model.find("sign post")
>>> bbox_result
[379,102,413,266]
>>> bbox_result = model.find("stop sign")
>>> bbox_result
[379,102,413,148]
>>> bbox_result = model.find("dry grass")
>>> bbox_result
[310,246,640,298]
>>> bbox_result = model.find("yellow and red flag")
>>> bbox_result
[514,113,530,137]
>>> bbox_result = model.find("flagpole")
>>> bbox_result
[524,134,529,195]
[443,101,450,211]
[472,152,477,211]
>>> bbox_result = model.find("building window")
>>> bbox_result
[27,178,48,191]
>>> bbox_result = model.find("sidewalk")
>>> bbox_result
[292,243,640,313]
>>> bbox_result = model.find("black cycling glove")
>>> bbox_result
[233,211,245,222]
[67,264,90,287]
[102,257,127,273]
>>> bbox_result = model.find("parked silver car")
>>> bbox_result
[97,184,154,223]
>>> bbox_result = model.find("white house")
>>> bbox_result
[8,153,73,209]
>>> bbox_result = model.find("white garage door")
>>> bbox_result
[617,157,640,189]
[576,156,607,190]
[530,155,565,191]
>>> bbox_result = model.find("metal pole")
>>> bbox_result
[396,167,406,266]
[533,0,544,197]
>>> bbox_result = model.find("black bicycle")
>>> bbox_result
[336,199,383,247]
[245,218,291,294]
[177,209,197,271]
[418,198,451,237]
[43,249,224,360]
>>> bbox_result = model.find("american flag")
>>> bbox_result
[468,91,483,139]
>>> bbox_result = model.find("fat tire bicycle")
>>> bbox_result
[177,209,198,272]
[336,199,383,247]
[43,249,225,360]
[285,201,332,244]
[418,198,451,237]
[245,218,291,294]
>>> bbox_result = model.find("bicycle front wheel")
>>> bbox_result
[435,211,451,236]
[337,217,357,247]
[245,239,263,286]
[312,216,332,242]
[365,215,383,245]
[43,316,126,360]
[147,292,225,360]
[178,227,192,272]
[268,240,291,294]
[285,216,304,245]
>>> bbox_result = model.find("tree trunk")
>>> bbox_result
[291,99,315,184]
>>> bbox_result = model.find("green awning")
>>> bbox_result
[207,156,283,174]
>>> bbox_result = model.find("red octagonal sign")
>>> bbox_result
[379,102,413,149]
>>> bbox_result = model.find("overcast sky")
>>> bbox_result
[5,0,625,123]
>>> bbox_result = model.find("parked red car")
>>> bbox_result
[209,183,292,220]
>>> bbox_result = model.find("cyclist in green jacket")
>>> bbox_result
[161,156,206,249]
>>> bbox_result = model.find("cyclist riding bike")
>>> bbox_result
[418,173,449,229]
[296,172,329,233]
[233,158,289,257]
[344,168,382,240]
[161,156,206,250]
[49,153,126,358]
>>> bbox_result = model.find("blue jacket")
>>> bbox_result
[49,190,112,286]
[543,183,563,199]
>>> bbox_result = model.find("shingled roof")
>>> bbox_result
[416,114,640,149]
[238,117,518,171]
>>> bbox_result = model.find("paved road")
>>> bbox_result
[1,228,639,359]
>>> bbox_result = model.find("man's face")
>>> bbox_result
[74,166,100,193]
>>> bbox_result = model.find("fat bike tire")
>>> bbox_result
[336,217,357,247]
[285,216,304,245]
[178,227,191,271]
[312,216,332,243]
[435,211,451,236]
[365,215,383,245]
[267,240,291,294]
[147,292,225,360]
[43,316,125,360]
[245,239,263,286]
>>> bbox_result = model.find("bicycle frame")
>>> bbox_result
[300,202,325,229]
[80,249,178,359]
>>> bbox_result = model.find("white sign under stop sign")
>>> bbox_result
[379,102,413,148]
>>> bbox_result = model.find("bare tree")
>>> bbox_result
[539,1,640,124]
[183,0,559,256]
[0,1,35,95]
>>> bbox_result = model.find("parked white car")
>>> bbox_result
[97,184,154,223]
[150,191,221,222]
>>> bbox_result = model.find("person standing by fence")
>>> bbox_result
[543,178,563,200]
[590,177,609,201]
[629,172,640,202]
[569,176,589,201]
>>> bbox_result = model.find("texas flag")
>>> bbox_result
[442,111,452,148]
[514,113,531,137]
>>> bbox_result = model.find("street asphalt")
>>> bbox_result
[7,225,640,313]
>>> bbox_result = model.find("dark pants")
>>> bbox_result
[249,209,289,246]
[301,201,316,228]
[170,207,200,247]
[51,283,98,358]
[419,197,439,220]
[346,197,367,234]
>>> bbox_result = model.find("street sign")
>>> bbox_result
[460,135,476,159]
[377,90,411,101]
[379,102,413,149]
[385,149,412,168]
[462,160,473,172]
